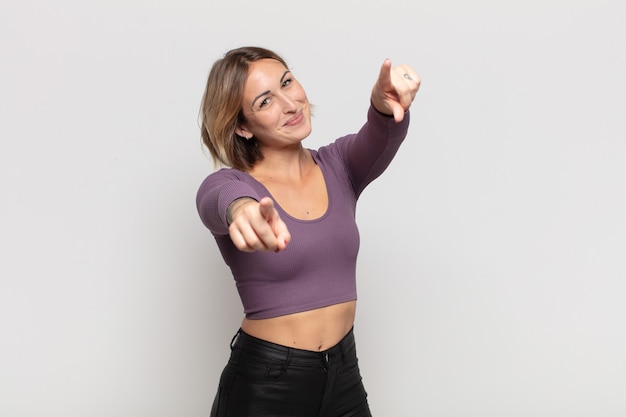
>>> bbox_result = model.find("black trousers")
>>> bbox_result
[210,327,372,417]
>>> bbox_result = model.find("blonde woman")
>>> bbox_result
[197,46,420,417]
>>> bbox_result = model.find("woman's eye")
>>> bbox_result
[282,78,292,87]
[259,97,270,108]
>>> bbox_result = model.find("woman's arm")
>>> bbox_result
[341,59,420,195]
[370,59,420,123]
[196,171,290,252]
[227,196,290,253]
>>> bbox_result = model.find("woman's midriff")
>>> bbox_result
[240,300,356,352]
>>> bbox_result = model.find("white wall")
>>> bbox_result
[1,0,625,416]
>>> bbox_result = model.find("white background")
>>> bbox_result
[1,0,625,416]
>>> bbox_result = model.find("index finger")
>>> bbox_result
[376,59,393,90]
[258,197,276,221]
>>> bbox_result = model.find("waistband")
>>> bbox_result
[230,327,356,367]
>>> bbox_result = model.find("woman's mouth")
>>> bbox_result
[283,111,304,127]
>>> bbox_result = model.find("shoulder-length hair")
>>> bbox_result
[199,46,288,171]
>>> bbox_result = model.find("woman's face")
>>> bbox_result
[237,58,312,148]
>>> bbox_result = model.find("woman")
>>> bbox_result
[197,46,419,417]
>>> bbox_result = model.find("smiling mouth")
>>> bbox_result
[284,111,304,127]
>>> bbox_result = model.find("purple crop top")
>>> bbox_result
[196,105,410,319]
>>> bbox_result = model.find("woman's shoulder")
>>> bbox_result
[200,166,251,184]
[197,167,261,199]
[313,134,356,161]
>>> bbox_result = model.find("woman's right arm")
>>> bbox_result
[227,197,290,252]
[196,171,290,252]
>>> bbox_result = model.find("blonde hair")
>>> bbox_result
[199,46,288,171]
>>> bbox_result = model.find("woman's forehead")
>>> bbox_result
[248,59,288,79]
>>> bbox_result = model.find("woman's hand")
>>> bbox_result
[227,197,291,252]
[371,59,420,123]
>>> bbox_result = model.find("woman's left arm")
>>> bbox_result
[370,59,420,123]
[338,59,420,195]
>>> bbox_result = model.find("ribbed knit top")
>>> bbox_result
[196,106,409,319]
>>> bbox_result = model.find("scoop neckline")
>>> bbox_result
[242,149,331,223]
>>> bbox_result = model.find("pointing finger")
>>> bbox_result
[376,59,393,90]
[258,197,290,251]
[258,197,276,221]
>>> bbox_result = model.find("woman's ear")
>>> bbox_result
[235,125,252,139]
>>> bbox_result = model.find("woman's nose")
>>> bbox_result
[279,92,298,112]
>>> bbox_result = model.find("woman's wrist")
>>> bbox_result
[226,197,257,224]
[370,98,394,118]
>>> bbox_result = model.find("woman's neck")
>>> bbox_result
[250,145,314,182]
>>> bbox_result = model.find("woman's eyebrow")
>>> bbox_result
[280,70,291,83]
[252,90,270,107]
[251,70,292,107]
